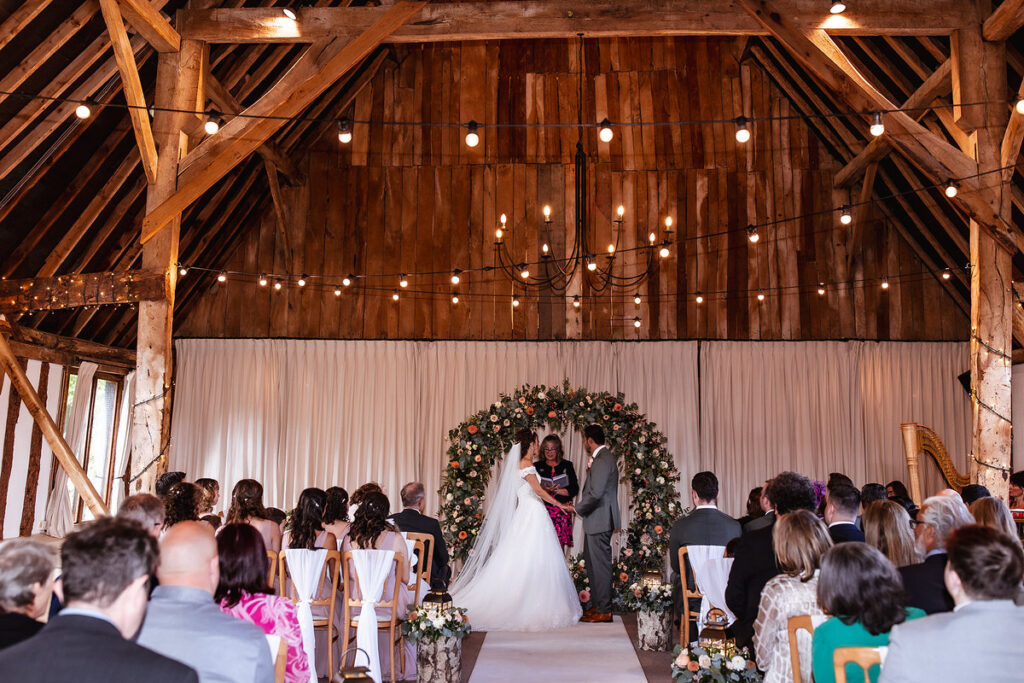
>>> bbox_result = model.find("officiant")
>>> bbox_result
[534,435,580,550]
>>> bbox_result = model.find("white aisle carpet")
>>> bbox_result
[469,617,647,682]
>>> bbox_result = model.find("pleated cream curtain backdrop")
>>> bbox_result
[171,340,968,523]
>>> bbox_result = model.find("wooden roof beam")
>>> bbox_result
[1001,74,1024,181]
[835,59,952,187]
[0,0,53,54]
[179,1,977,44]
[0,270,165,315]
[1,319,136,368]
[99,0,158,183]
[141,1,425,243]
[116,0,180,52]
[984,0,1024,41]
[737,0,1021,254]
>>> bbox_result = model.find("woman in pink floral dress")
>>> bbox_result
[216,523,311,683]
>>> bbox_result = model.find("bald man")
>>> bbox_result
[136,522,273,683]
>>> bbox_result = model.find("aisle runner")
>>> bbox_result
[469,617,647,682]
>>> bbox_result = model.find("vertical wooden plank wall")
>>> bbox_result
[178,38,967,341]
[0,360,63,538]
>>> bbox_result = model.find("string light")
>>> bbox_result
[869,112,885,137]
[617,204,625,219]
[297,275,307,287]
[343,275,353,287]
[520,266,530,279]
[512,296,520,307]
[392,290,400,301]
[944,179,958,198]
[634,294,642,304]
[450,269,461,285]
[178,266,188,276]
[587,257,597,271]
[830,0,846,14]
[659,245,670,258]
[258,274,268,287]
[542,205,552,222]
[337,118,352,144]
[633,317,642,328]
[881,278,890,290]
[746,225,759,243]
[75,101,92,119]
[273,281,282,291]
[399,274,409,288]
[607,243,615,254]
[734,116,751,143]
[451,293,459,304]
[334,288,341,296]
[695,294,704,304]
[572,295,581,308]
[598,118,614,142]
[648,232,657,243]
[757,292,765,302]
[541,243,550,255]
[942,269,952,280]
[817,284,826,295]
[282,8,296,20]
[465,120,480,147]
[203,112,222,135]
[839,205,852,225]
[217,272,227,282]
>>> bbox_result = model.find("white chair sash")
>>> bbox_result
[351,549,395,683]
[694,555,735,627]
[285,548,328,683]
[399,532,418,586]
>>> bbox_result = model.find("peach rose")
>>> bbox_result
[687,661,700,672]
[450,461,459,469]
[654,525,663,534]
[619,572,629,582]
[548,410,557,418]
[525,406,534,415]
[467,424,478,434]
[613,403,622,411]
[409,611,418,621]
[474,455,482,462]
[458,531,468,539]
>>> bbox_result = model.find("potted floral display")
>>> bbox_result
[622,575,674,651]
[567,554,591,605]
[402,604,471,683]
[671,644,762,682]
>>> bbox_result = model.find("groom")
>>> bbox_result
[571,424,620,623]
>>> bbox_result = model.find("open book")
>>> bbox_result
[540,473,570,490]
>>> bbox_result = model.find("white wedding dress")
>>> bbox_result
[449,445,583,631]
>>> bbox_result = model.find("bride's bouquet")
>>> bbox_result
[402,605,472,644]
[671,644,761,683]
[620,579,673,613]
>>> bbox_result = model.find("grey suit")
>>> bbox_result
[878,600,1024,683]
[576,445,620,613]
[668,507,741,616]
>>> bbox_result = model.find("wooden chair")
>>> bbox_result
[677,547,703,647]
[273,637,287,683]
[833,646,883,683]
[279,549,341,678]
[340,551,404,683]
[266,549,278,590]
[787,614,815,683]
[405,531,434,588]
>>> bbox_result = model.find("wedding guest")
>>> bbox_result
[899,494,973,614]
[727,471,816,649]
[225,479,281,552]
[216,523,310,683]
[668,471,741,621]
[970,497,1018,539]
[322,486,350,541]
[533,434,579,550]
[824,483,865,544]
[156,471,186,499]
[117,493,166,539]
[753,510,831,683]
[265,507,287,534]
[960,484,990,506]
[1007,471,1024,509]
[348,482,383,521]
[860,483,888,511]
[0,518,197,682]
[886,480,910,500]
[863,500,918,567]
[736,486,764,527]
[340,491,415,677]
[163,482,203,531]
[195,478,221,528]
[743,480,775,534]
[879,525,1024,682]
[813,543,925,683]
[0,539,56,650]
[137,522,273,683]
[391,482,451,589]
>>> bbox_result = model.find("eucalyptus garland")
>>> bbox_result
[438,381,682,609]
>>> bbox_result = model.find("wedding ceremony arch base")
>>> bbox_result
[439,381,683,602]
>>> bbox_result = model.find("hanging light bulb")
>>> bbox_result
[839,205,852,225]
[542,205,552,222]
[817,284,826,295]
[274,281,283,291]
[869,112,885,137]
[586,257,597,271]
[179,266,188,276]
[942,269,952,280]
[734,116,751,143]
[695,294,704,304]
[75,101,92,119]
[451,293,460,304]
[1016,99,1024,115]
[512,296,520,307]
[337,118,352,144]
[746,225,759,243]
[334,288,342,296]
[659,245,670,258]
[881,278,890,290]
[944,179,958,198]
[282,8,296,19]
[598,118,614,143]
[633,317,642,328]
[520,265,530,280]
[757,292,766,302]
[297,275,307,287]
[451,269,461,285]
[343,275,353,287]
[830,1,846,15]
[399,274,408,288]
[258,274,268,287]
[203,112,222,135]
[634,294,642,305]
[572,295,581,308]
[465,120,480,148]
[217,272,227,282]
[392,290,400,301]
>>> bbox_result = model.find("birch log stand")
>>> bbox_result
[637,609,673,651]
[416,636,462,683]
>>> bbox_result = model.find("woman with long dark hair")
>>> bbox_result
[162,481,202,530]
[322,487,349,541]
[284,488,337,551]
[225,479,281,552]
[215,524,310,683]
[532,434,579,551]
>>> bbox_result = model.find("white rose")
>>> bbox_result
[432,618,444,629]
[674,652,689,667]
[446,494,453,501]
[634,468,641,474]
[538,392,546,399]
[656,476,665,484]
[730,656,746,671]
[698,654,712,669]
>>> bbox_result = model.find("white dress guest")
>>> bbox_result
[753,570,823,683]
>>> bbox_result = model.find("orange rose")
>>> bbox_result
[467,425,478,434]
[525,406,534,415]
[613,403,622,411]
[474,455,482,462]
[409,611,418,621]
[619,572,628,582]
[687,661,700,671]
[475,513,482,519]
[458,531,468,539]
[548,411,557,418]
[654,525,663,534]
[450,461,459,469]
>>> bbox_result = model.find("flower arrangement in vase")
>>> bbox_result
[670,644,762,682]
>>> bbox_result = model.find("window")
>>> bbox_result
[60,369,127,521]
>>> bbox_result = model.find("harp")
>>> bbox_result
[900,423,971,505]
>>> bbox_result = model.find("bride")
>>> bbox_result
[449,430,583,631]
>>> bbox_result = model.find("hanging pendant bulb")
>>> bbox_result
[634,294,642,305]
[757,292,766,302]
[337,118,353,144]
[659,245,670,258]
[746,225,759,243]
[297,275,307,287]
[830,1,846,15]
[695,294,704,304]
[343,275,353,287]
[520,266,530,280]
[392,290,400,301]
[217,272,227,283]
[179,266,188,276]
[869,112,885,137]
[881,279,890,290]
[451,269,462,285]
[204,112,222,135]
[465,120,480,148]
[633,317,642,328]
[512,296,520,307]
[399,274,409,288]
[75,101,93,119]
[334,288,342,296]
[274,281,283,291]
[942,269,952,280]
[839,205,852,225]
[734,116,751,143]
[598,118,614,143]
[817,284,826,295]
[944,179,958,198]
[451,293,460,304]
[258,274,268,287]
[572,295,581,308]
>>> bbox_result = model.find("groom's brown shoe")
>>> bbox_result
[581,608,596,618]
[580,612,612,623]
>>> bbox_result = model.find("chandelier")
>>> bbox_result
[491,35,674,295]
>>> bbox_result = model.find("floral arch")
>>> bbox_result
[438,381,682,606]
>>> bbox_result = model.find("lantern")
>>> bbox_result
[423,589,453,612]
[641,570,664,590]
[698,608,734,651]
[333,648,373,682]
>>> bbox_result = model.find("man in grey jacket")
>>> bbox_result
[879,524,1024,683]
[571,423,620,623]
